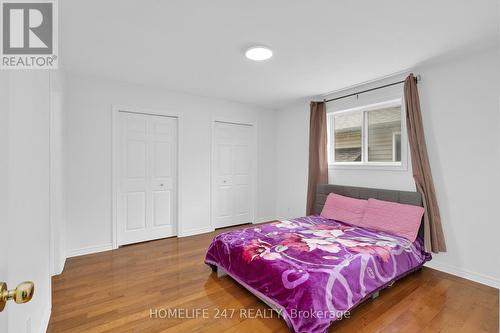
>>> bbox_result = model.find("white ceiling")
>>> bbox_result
[61,0,499,109]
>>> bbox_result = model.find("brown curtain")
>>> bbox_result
[404,74,446,253]
[306,102,328,215]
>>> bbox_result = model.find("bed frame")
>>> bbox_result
[213,184,424,313]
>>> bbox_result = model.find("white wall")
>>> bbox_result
[1,71,52,333]
[275,100,310,219]
[64,74,276,256]
[274,46,500,288]
[415,46,500,287]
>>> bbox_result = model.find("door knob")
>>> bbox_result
[0,281,34,312]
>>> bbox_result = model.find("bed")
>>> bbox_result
[205,185,431,333]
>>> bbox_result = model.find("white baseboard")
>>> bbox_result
[52,255,66,276]
[425,261,499,289]
[254,216,276,224]
[57,256,66,275]
[178,226,214,237]
[66,243,113,258]
[67,227,216,254]
[275,215,301,221]
[39,304,51,333]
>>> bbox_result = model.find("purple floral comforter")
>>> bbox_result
[205,216,431,333]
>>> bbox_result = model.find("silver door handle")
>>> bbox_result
[160,184,164,187]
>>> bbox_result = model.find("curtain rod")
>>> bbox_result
[322,74,420,103]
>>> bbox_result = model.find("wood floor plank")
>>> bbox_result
[47,225,499,333]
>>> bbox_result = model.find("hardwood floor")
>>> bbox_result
[48,225,499,333]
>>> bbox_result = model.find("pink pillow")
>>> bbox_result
[320,193,368,226]
[359,198,424,242]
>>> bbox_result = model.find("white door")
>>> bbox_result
[1,71,50,332]
[213,121,254,228]
[117,112,178,246]
[0,240,7,332]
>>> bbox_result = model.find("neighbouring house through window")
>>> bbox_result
[327,99,406,168]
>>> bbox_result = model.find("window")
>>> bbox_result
[332,112,362,162]
[327,99,405,168]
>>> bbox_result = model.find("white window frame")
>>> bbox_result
[392,131,401,162]
[327,98,408,171]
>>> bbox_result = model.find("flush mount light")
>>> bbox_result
[245,46,273,61]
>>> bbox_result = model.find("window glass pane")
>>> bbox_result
[334,113,362,162]
[367,107,401,162]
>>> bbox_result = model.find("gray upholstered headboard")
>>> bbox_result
[315,184,424,238]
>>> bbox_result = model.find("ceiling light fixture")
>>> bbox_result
[245,46,273,61]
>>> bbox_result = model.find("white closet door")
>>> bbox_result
[213,121,253,228]
[118,112,177,246]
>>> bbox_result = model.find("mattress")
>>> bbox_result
[205,215,431,333]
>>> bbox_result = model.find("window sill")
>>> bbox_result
[328,163,408,172]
